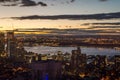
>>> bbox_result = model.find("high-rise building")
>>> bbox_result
[114,55,120,69]
[30,60,62,80]
[0,32,4,54]
[70,47,87,74]
[94,55,108,67]
[5,31,16,57]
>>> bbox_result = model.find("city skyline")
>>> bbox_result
[0,0,120,32]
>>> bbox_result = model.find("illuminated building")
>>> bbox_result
[94,55,108,67]
[114,55,120,69]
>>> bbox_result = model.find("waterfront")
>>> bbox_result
[24,46,120,56]
[1,31,120,80]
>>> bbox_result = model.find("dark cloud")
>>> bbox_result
[2,3,18,6]
[21,0,38,6]
[15,28,120,35]
[81,22,120,26]
[0,0,19,6]
[0,0,109,7]
[0,0,76,7]
[90,26,120,29]
[0,0,47,7]
[21,0,47,7]
[11,12,120,20]
[38,2,47,6]
[0,0,18,2]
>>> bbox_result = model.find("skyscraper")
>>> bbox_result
[0,32,4,54]
[70,47,87,74]
[5,31,16,57]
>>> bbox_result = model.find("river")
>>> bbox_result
[24,46,120,56]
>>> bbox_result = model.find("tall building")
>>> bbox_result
[0,32,4,54]
[94,55,108,67]
[114,55,120,69]
[5,31,16,57]
[70,47,87,74]
[30,60,62,80]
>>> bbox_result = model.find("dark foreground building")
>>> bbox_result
[29,60,62,80]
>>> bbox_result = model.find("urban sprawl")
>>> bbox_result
[0,30,120,80]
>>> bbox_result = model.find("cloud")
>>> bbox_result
[21,0,38,6]
[90,26,120,29]
[0,0,75,7]
[38,2,47,6]
[81,22,120,26]
[21,0,47,7]
[0,0,47,7]
[0,0,19,6]
[0,0,107,7]
[0,0,19,2]
[15,28,120,35]
[11,12,120,20]
[2,3,18,6]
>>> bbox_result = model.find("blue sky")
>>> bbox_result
[0,0,120,17]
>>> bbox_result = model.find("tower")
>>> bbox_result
[70,47,87,74]
[77,46,81,54]
[0,32,4,54]
[6,31,16,57]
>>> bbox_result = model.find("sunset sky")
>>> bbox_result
[0,0,120,31]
